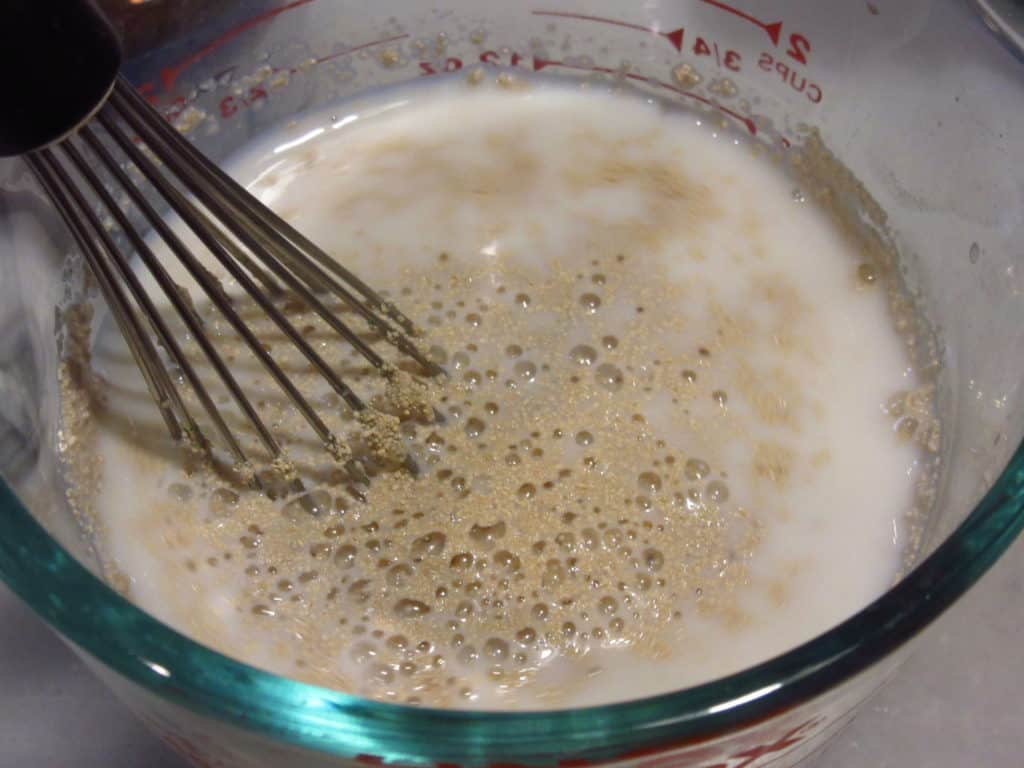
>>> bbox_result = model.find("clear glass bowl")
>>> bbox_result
[1,1,1023,766]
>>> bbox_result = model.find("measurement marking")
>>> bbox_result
[156,0,321,92]
[712,41,722,67]
[698,0,782,45]
[532,10,685,52]
[160,30,411,121]
[532,57,756,135]
[313,34,411,66]
[640,74,756,134]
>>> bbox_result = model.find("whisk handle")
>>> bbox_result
[0,0,121,157]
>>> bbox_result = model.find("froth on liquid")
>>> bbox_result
[68,76,928,709]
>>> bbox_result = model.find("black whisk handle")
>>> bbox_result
[0,0,121,157]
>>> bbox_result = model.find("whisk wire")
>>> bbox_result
[96,104,372,423]
[190,202,286,300]
[28,151,188,444]
[110,100,393,373]
[28,76,438,482]
[95,104,365,449]
[112,77,425,341]
[109,80,442,379]
[64,130,269,467]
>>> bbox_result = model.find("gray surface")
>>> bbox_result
[0,537,1021,767]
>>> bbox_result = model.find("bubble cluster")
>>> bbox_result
[118,233,762,708]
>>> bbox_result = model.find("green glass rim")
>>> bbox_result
[1,435,1022,764]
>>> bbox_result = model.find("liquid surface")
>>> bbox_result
[66,78,925,708]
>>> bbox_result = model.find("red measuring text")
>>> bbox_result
[756,53,822,103]
[218,86,268,119]
[690,36,742,72]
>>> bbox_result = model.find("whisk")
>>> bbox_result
[3,2,442,485]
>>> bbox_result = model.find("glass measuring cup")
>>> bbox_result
[1,0,1023,766]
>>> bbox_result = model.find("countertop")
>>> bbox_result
[0,536,1021,767]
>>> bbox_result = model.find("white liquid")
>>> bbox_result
[78,78,923,708]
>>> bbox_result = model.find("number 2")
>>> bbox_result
[786,33,810,65]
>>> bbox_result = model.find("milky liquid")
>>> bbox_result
[71,77,927,709]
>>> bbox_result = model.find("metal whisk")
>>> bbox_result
[3,3,441,484]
